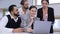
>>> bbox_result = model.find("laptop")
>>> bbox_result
[33,21,52,34]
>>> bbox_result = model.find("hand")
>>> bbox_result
[12,28,23,33]
[29,17,34,26]
[26,28,33,33]
[30,17,34,22]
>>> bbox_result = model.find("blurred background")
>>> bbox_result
[0,0,60,32]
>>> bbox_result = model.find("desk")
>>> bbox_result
[0,33,31,34]
[0,32,60,34]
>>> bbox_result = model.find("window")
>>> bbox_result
[5,11,10,15]
[0,11,3,19]
[37,0,41,5]
[33,0,60,5]
[53,19,60,28]
[49,0,60,4]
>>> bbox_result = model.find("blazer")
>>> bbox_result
[37,7,55,24]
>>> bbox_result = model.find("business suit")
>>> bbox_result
[37,7,55,33]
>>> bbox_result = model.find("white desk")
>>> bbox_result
[0,33,31,34]
[0,32,60,34]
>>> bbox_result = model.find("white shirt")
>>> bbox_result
[18,7,37,28]
[43,14,48,21]
[19,7,30,27]
[0,14,18,33]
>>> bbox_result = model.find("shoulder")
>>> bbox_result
[0,15,8,22]
[38,8,42,10]
[18,17,21,20]
[18,7,23,11]
[2,16,8,19]
[18,17,22,22]
[6,15,10,17]
[37,8,42,13]
[48,7,54,10]
[48,7,54,13]
[6,15,11,19]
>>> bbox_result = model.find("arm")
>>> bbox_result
[50,8,55,24]
[52,8,55,24]
[26,17,34,33]
[0,16,13,33]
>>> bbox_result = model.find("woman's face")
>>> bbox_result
[30,8,37,17]
[42,1,48,8]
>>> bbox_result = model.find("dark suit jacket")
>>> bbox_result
[37,7,55,33]
[37,7,55,24]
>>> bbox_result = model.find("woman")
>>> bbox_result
[27,6,37,32]
[37,0,55,33]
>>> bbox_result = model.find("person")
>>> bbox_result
[27,6,37,32]
[18,0,30,32]
[37,0,55,33]
[0,5,23,33]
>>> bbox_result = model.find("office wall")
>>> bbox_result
[0,9,3,19]
[0,0,60,18]
[0,0,33,8]
[0,0,33,19]
[36,3,60,17]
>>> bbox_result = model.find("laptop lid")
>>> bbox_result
[33,21,52,34]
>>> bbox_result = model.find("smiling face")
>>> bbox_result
[30,8,37,17]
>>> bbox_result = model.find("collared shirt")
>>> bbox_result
[0,14,19,33]
[18,7,30,28]
[10,14,18,22]
[18,7,37,28]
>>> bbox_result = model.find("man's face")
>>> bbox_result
[30,8,37,17]
[12,7,19,17]
[23,1,28,9]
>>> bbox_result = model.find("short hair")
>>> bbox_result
[41,0,49,4]
[20,0,27,5]
[29,6,37,10]
[8,5,16,13]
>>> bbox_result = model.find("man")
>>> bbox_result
[0,5,23,33]
[18,0,31,32]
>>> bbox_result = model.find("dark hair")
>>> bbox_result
[41,0,49,4]
[29,6,37,10]
[20,0,27,5]
[8,5,16,13]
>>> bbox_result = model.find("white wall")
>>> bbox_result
[0,0,60,17]
[0,0,33,19]
[0,10,3,20]
[0,0,33,8]
[36,3,60,17]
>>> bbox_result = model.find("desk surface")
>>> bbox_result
[0,32,60,34]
